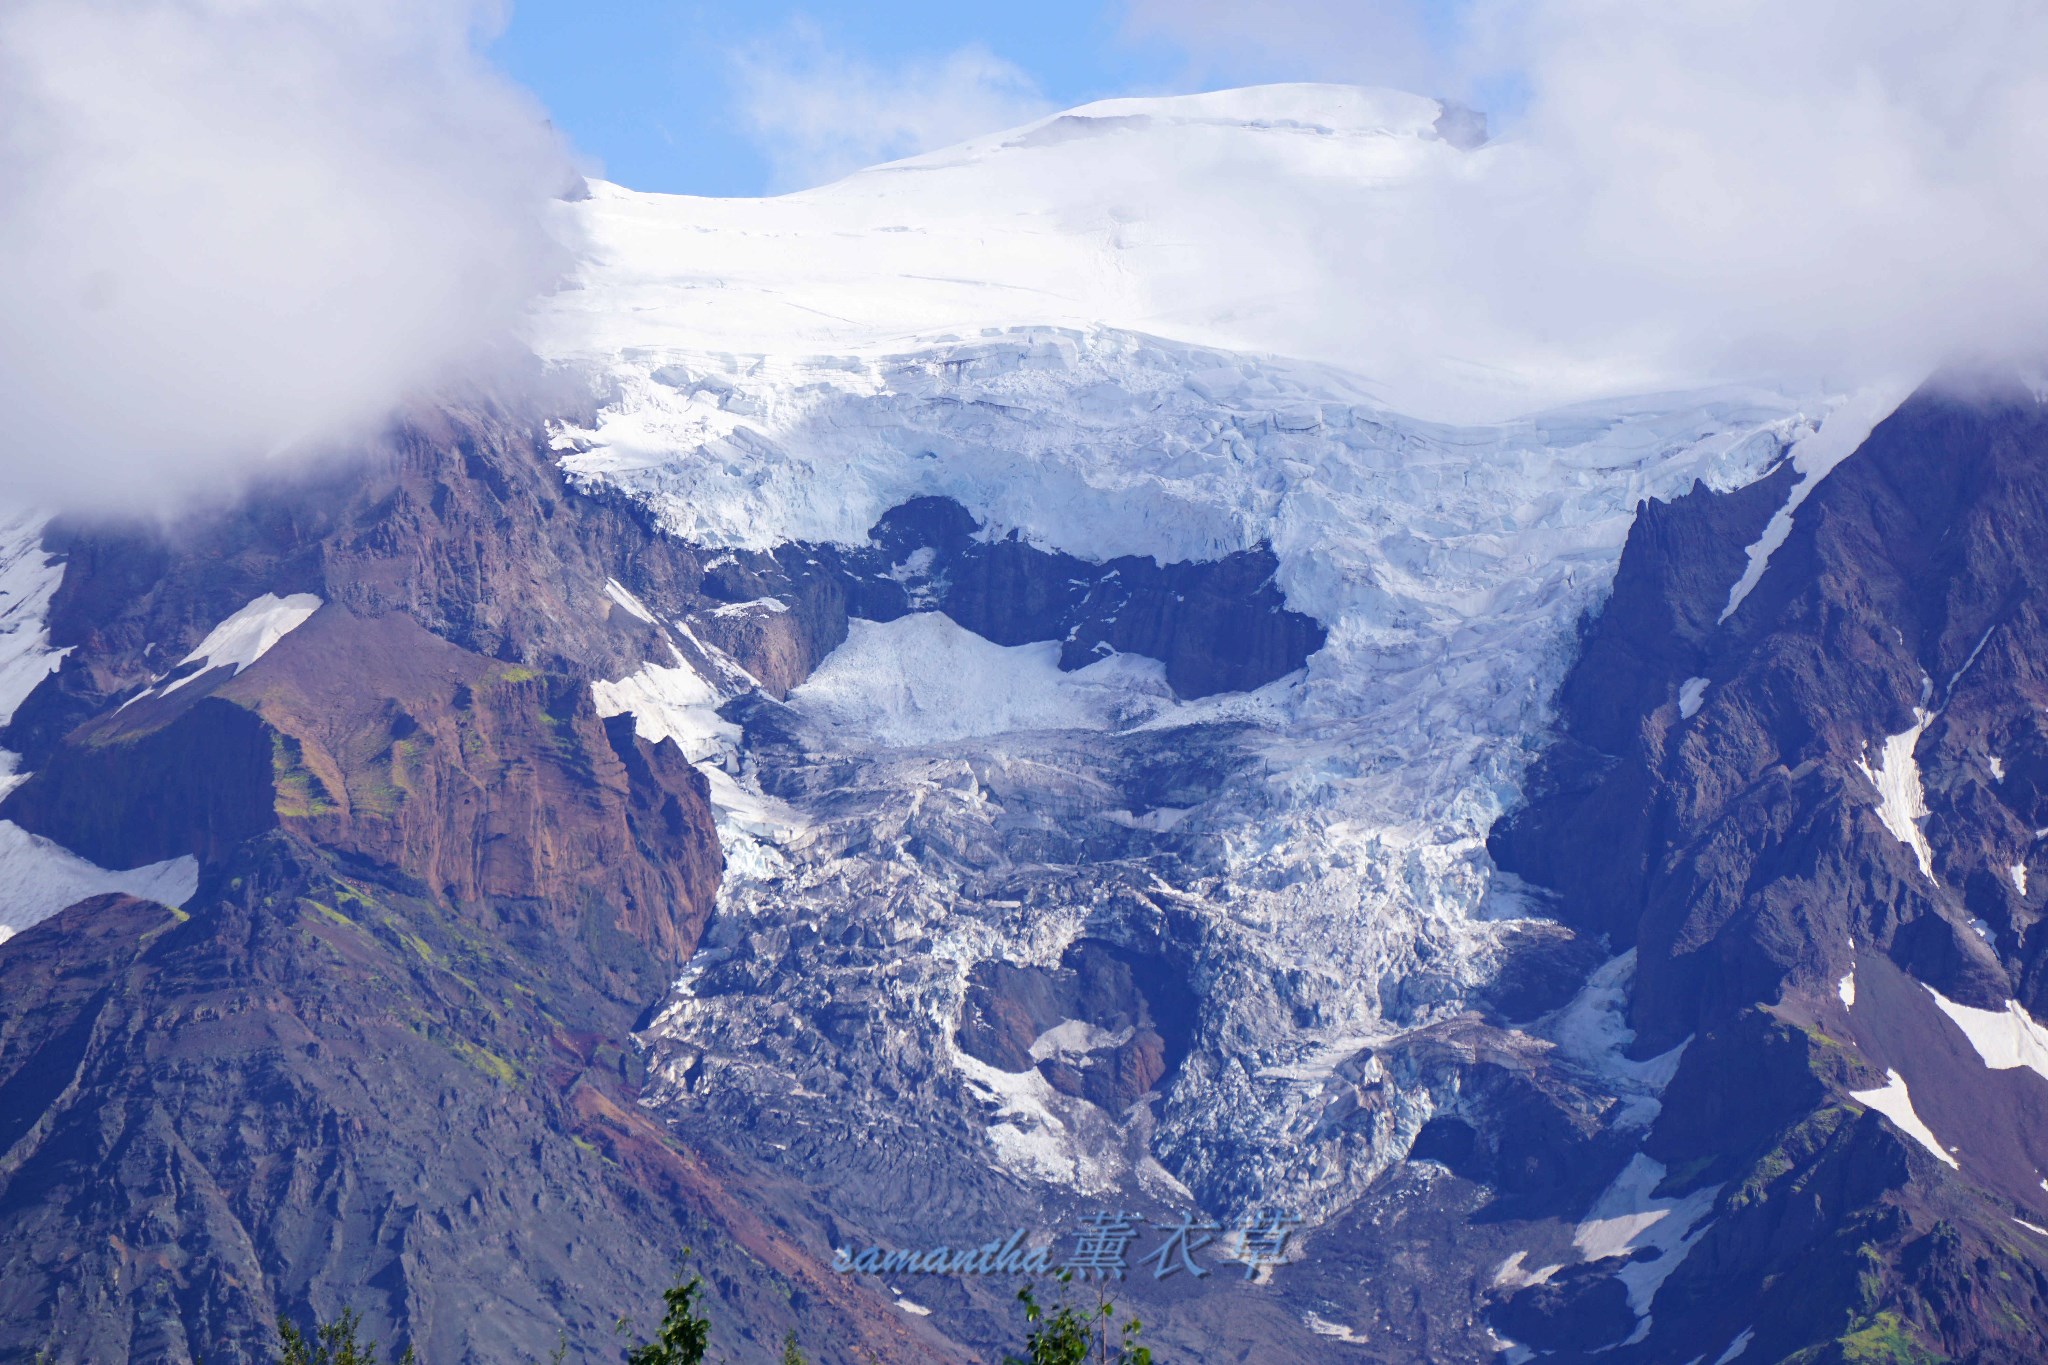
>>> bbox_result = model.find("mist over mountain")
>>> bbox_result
[5,9,2048,1364]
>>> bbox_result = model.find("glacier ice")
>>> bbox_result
[582,327,1847,1220]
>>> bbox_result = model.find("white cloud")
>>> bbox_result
[0,0,575,517]
[732,26,1055,192]
[1118,0,2048,390]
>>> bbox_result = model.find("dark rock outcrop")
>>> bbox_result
[1486,375,2048,1362]
[828,495,1326,698]
[665,494,1328,702]
[957,938,1199,1114]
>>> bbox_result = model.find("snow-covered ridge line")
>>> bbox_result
[1720,381,1915,623]
[534,82,1669,426]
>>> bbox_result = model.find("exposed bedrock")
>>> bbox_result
[956,937,1201,1115]
[3,606,721,1006]
[680,494,1328,700]
[835,495,1326,698]
[0,859,949,1365]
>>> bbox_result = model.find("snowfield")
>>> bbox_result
[788,615,1180,746]
[539,86,1907,1217]
[161,593,323,694]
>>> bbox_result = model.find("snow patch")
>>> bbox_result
[1303,1312,1368,1344]
[894,1297,932,1317]
[591,633,803,878]
[2016,1218,2048,1237]
[708,597,788,617]
[1547,952,1689,1129]
[1924,985,2048,1083]
[1991,754,2007,781]
[0,513,69,726]
[603,578,660,625]
[1102,805,1191,832]
[1849,1069,1958,1168]
[1573,1153,1722,1334]
[1838,968,1857,1011]
[0,510,203,945]
[1858,711,1936,880]
[592,647,738,763]
[1492,1250,1561,1290]
[2013,864,2029,896]
[1677,676,1708,719]
[787,614,1177,745]
[1029,1019,1132,1063]
[161,593,322,696]
[952,1045,1121,1192]
[0,821,199,940]
[1713,1327,1757,1364]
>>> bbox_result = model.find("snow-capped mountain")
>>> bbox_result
[2,83,2045,1365]
[537,84,1685,425]
[533,86,1891,1240]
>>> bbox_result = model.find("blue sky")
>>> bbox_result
[491,2,1180,197]
[489,1,1481,197]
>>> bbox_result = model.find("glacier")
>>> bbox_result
[532,86,1906,1225]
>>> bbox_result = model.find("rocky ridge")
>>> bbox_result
[1481,374,2048,1362]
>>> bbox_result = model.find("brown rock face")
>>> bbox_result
[0,867,958,1365]
[225,609,723,992]
[4,606,721,1005]
[0,405,970,1364]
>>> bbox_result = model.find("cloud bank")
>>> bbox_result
[0,0,574,517]
[731,26,1054,192]
[1129,0,2048,395]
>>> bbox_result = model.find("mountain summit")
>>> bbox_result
[535,83,1600,425]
